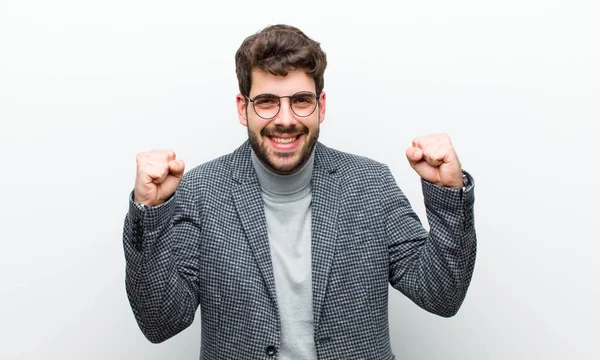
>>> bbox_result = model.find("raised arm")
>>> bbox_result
[123,150,202,342]
[386,134,477,316]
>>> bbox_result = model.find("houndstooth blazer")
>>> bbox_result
[123,141,477,359]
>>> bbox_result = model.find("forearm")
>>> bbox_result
[123,189,200,343]
[386,168,477,317]
[406,189,476,316]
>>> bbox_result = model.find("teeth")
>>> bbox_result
[272,137,297,144]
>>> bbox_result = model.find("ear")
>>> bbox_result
[236,94,248,127]
[318,91,326,124]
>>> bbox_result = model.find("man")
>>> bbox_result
[123,24,476,359]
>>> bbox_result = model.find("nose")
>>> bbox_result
[272,98,297,126]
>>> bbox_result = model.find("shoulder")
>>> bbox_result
[180,147,242,190]
[316,142,388,180]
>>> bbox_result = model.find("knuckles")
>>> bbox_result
[412,133,454,154]
[412,133,458,166]
[413,133,451,147]
[136,150,177,167]
[135,150,178,182]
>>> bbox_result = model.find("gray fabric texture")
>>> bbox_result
[251,149,317,360]
[123,140,477,360]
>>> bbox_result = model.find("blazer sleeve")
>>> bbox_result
[122,178,202,343]
[383,164,477,317]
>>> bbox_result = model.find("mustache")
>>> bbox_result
[261,125,309,137]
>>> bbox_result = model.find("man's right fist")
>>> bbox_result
[134,150,185,207]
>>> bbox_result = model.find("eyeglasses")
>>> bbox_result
[245,91,319,120]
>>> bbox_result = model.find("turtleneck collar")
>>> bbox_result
[250,148,314,197]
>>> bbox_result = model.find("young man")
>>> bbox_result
[123,24,476,359]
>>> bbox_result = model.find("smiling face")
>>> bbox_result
[237,68,326,174]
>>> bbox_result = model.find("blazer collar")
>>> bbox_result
[230,140,337,183]
[230,139,340,332]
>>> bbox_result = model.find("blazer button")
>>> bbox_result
[265,345,277,356]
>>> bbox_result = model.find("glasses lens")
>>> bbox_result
[252,95,280,119]
[291,92,317,117]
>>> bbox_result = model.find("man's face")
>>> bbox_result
[237,69,326,174]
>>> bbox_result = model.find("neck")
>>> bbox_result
[250,150,315,196]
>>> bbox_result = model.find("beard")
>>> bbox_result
[248,122,319,175]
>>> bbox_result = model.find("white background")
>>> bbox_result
[1,0,598,359]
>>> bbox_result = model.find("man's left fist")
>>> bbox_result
[406,134,464,188]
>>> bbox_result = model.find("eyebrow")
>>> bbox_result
[253,91,315,98]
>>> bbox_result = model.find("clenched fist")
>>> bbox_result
[134,150,185,206]
[406,134,464,188]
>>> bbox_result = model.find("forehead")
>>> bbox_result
[250,68,315,96]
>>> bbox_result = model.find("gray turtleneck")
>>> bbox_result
[250,150,317,360]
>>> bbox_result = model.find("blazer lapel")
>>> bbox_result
[231,142,278,308]
[311,143,340,330]
[229,141,341,327]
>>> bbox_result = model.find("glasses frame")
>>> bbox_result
[245,91,319,120]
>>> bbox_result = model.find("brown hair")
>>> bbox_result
[235,24,327,97]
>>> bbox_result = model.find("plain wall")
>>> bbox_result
[1,0,598,358]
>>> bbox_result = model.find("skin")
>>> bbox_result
[133,150,184,206]
[406,134,464,188]
[133,70,464,207]
[236,68,326,175]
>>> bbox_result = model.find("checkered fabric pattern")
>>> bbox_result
[123,141,477,359]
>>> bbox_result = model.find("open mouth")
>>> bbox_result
[267,134,303,150]
[271,136,298,144]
